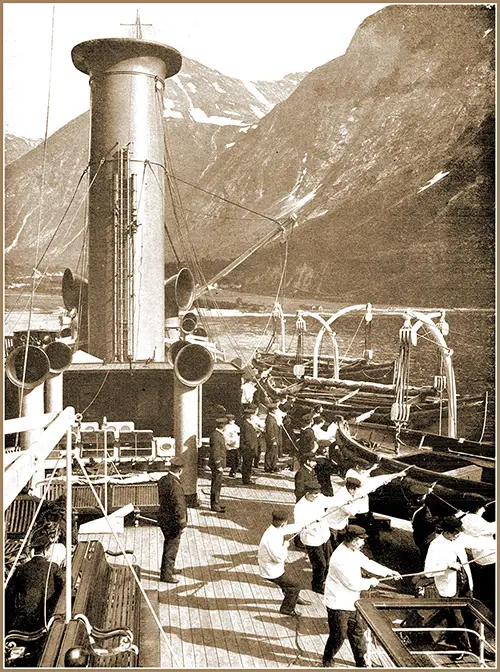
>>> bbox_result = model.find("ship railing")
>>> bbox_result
[391,624,492,666]
[4,406,76,510]
[365,623,494,668]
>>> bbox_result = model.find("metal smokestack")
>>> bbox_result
[71,38,182,362]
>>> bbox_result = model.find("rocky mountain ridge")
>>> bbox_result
[4,133,42,165]
[5,5,495,308]
[4,55,304,286]
[181,4,495,308]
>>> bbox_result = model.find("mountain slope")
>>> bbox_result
[5,5,495,308]
[4,134,42,165]
[182,4,495,307]
[4,57,304,280]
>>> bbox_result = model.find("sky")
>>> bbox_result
[4,2,387,139]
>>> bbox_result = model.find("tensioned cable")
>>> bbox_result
[79,371,111,415]
[246,238,290,365]
[156,88,195,266]
[165,171,283,225]
[182,208,263,221]
[338,315,365,365]
[157,89,293,363]
[17,5,57,414]
[157,93,262,358]
[196,235,290,368]
[74,454,182,666]
[6,152,112,325]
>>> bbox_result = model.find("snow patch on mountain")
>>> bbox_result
[243,81,274,112]
[5,208,37,253]
[417,170,450,193]
[277,188,318,219]
[163,98,183,119]
[189,108,247,126]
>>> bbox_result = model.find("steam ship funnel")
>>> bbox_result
[71,38,182,362]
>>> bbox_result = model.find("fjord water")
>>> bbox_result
[5,294,495,442]
[203,308,495,442]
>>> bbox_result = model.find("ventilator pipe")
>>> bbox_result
[44,341,73,413]
[61,268,89,348]
[6,345,50,390]
[174,342,214,388]
[5,345,50,454]
[193,326,208,339]
[166,340,188,367]
[165,268,195,318]
[173,343,214,506]
[62,268,88,312]
[180,311,198,335]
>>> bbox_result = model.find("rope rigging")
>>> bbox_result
[391,317,413,453]
[6,151,113,330]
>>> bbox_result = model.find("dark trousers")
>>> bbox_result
[329,527,346,551]
[268,570,300,613]
[241,449,254,483]
[470,562,495,614]
[254,436,265,467]
[227,450,239,475]
[277,430,284,458]
[210,468,223,508]
[425,585,481,655]
[305,541,331,593]
[264,444,278,472]
[323,608,367,667]
[160,530,181,580]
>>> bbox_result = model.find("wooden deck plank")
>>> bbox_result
[75,467,446,669]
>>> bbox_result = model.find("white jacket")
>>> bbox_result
[325,486,359,530]
[258,523,300,579]
[294,494,337,546]
[459,532,496,566]
[223,422,240,449]
[424,533,473,597]
[324,543,393,610]
[460,512,496,537]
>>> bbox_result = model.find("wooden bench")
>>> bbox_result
[5,495,38,539]
[45,482,105,517]
[37,541,91,666]
[39,540,141,667]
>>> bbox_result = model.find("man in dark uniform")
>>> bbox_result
[411,497,439,563]
[313,445,338,497]
[264,402,281,472]
[298,412,317,459]
[209,417,228,512]
[240,404,259,485]
[5,533,65,633]
[295,452,320,502]
[157,456,188,583]
[279,395,296,457]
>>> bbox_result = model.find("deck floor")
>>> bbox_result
[78,464,493,669]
